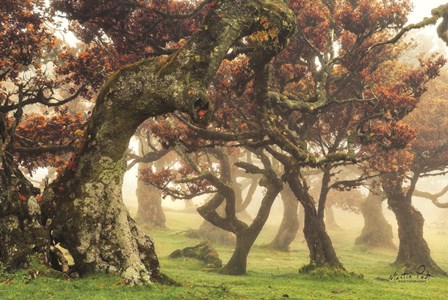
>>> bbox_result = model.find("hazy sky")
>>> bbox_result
[409,0,447,23]
[407,1,448,53]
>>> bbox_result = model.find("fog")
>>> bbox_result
[121,162,448,230]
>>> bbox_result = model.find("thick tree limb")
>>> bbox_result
[126,148,170,170]
[43,0,297,284]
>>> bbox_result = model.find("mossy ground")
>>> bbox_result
[1,210,447,299]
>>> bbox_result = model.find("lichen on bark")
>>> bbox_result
[41,0,297,285]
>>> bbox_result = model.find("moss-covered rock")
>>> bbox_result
[169,242,222,269]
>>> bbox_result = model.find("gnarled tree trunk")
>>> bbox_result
[0,155,49,269]
[267,186,299,251]
[287,173,344,271]
[218,167,282,275]
[382,173,445,274]
[355,190,395,249]
[42,0,296,284]
[196,148,283,275]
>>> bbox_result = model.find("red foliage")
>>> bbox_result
[139,161,215,199]
[1,0,91,177]
[13,112,86,170]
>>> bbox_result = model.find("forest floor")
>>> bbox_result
[1,209,448,299]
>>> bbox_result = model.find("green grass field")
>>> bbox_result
[1,210,448,299]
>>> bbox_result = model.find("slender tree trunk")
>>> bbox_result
[233,173,255,223]
[355,190,395,249]
[267,186,299,251]
[382,174,445,274]
[220,231,256,275]
[219,170,282,275]
[197,149,283,275]
[287,173,344,271]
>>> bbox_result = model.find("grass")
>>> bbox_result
[1,210,448,299]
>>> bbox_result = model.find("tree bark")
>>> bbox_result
[219,169,282,275]
[41,0,296,284]
[382,174,445,274]
[355,190,395,249]
[196,149,283,275]
[267,186,299,251]
[287,173,344,271]
[0,159,49,269]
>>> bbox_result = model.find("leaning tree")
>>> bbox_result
[39,0,297,284]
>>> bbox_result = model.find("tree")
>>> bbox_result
[134,134,167,228]
[325,174,396,249]
[266,186,300,251]
[5,0,448,284]
[195,148,283,275]
[145,145,283,275]
[40,0,297,284]
[255,0,448,273]
[258,0,415,272]
[354,186,395,249]
[0,0,87,270]
[377,75,448,274]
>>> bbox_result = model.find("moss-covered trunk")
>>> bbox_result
[0,154,49,269]
[41,0,296,284]
[355,190,395,249]
[301,201,344,271]
[267,186,299,251]
[219,232,253,275]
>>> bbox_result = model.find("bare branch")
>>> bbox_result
[126,148,170,170]
[414,185,448,208]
